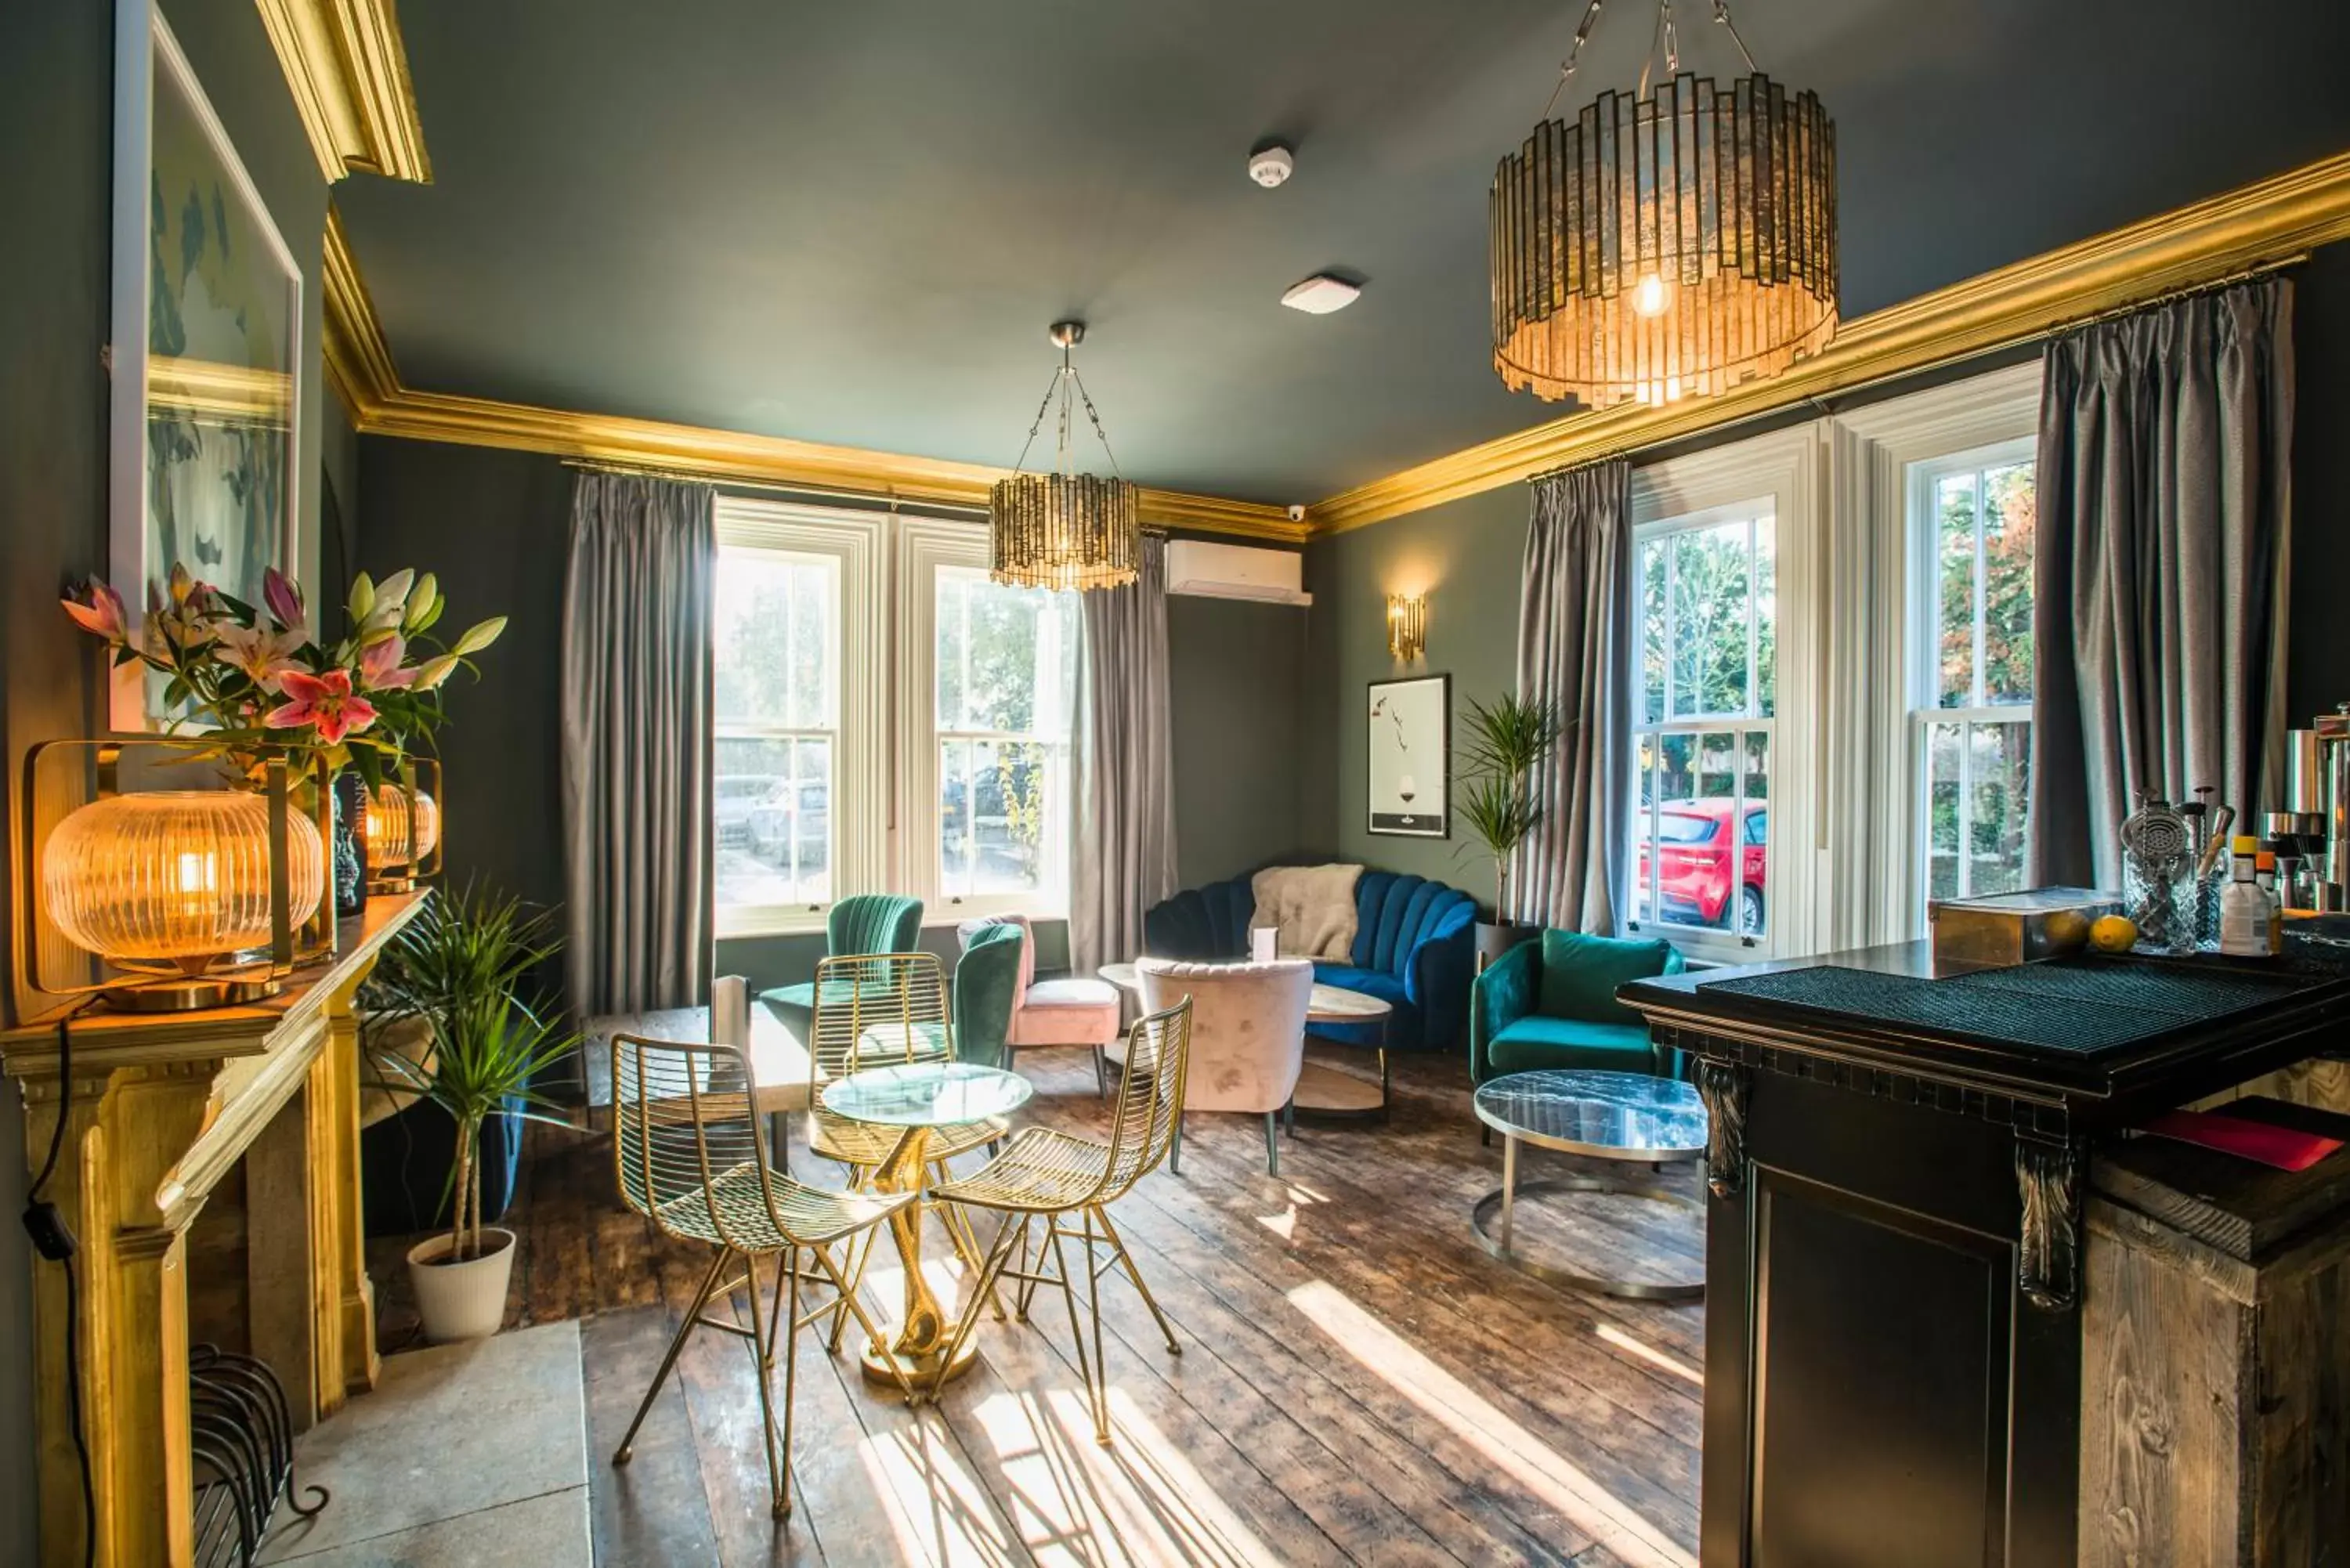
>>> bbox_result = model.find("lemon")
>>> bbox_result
[2088,914,2139,954]
[2043,910,2091,950]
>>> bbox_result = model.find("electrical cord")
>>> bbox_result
[24,996,103,1568]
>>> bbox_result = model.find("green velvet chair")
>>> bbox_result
[952,923,1025,1071]
[1470,929,1687,1089]
[758,894,924,1043]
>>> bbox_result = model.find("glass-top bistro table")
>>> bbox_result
[820,1060,1032,1389]
[1471,1068,1708,1301]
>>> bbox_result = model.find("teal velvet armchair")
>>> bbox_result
[758,893,925,1041]
[1470,930,1687,1086]
[951,922,1024,1071]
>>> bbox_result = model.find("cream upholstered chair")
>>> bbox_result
[956,915,1123,1094]
[1134,956,1312,1175]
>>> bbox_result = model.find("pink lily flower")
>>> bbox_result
[266,668,378,744]
[212,623,305,688]
[262,567,306,632]
[62,578,128,643]
[356,634,419,690]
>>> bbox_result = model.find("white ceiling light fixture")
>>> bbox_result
[1282,273,1361,315]
[1248,142,1295,187]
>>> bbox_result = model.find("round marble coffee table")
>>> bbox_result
[1471,1068,1708,1301]
[1097,961,1394,1118]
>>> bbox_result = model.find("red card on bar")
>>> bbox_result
[2142,1110,2344,1172]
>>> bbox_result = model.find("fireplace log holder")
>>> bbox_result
[190,1345,328,1567]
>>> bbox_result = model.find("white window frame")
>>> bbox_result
[894,517,1076,922]
[712,497,886,938]
[1628,426,1822,965]
[1907,437,2038,909]
[1827,361,2041,943]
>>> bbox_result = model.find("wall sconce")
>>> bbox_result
[1386,593,1427,662]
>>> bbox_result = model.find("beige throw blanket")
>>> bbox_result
[1250,864,1363,961]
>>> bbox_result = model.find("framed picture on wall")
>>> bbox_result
[1366,674,1449,837]
[109,0,304,728]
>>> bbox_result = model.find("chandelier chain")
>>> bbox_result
[1544,0,1761,118]
[1711,0,1758,70]
[1070,369,1123,477]
[1008,363,1064,476]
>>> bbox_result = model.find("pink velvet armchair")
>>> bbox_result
[1134,956,1314,1175]
[955,915,1123,1093]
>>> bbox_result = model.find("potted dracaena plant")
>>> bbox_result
[363,883,575,1342]
[1452,692,1567,966]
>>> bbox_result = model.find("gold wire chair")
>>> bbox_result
[609,1031,916,1516]
[805,951,1005,1307]
[932,996,1194,1443]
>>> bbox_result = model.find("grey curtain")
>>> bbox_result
[2030,278,2294,887]
[561,470,717,1016]
[1069,533,1177,974]
[1512,459,1635,933]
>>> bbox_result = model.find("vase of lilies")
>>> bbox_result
[63,562,505,914]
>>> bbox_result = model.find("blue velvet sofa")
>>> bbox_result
[1142,870,1477,1052]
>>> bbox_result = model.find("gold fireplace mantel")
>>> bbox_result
[2,890,429,1568]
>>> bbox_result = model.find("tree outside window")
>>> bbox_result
[1916,452,2036,906]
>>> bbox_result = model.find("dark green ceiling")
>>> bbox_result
[334,0,2350,504]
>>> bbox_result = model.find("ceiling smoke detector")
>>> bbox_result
[1281,273,1361,315]
[1248,143,1295,188]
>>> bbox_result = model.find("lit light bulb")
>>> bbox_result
[1631,273,1671,318]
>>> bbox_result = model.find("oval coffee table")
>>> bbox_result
[1097,961,1394,1118]
[1471,1068,1708,1301]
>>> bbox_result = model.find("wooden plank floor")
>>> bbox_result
[366,1048,1706,1567]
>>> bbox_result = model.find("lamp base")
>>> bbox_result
[101,974,284,1013]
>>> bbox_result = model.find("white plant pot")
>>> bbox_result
[406,1227,517,1343]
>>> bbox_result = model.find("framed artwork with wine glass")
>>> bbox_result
[1367,674,1448,837]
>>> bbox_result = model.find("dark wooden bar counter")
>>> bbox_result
[1618,941,2350,1568]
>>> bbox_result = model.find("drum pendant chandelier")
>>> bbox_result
[988,321,1141,593]
[1491,0,1838,409]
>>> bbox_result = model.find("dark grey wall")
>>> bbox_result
[352,439,1305,992]
[353,437,573,919]
[0,0,327,1554]
[0,6,113,1552]
[1167,594,1307,887]
[1300,486,1527,909]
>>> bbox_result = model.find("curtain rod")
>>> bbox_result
[1526,252,2308,487]
[561,457,992,517]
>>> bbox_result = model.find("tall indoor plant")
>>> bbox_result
[1453,692,1565,964]
[364,883,574,1342]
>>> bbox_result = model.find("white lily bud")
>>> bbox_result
[405,573,439,631]
[452,616,508,656]
[347,572,375,625]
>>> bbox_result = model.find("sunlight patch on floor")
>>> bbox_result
[961,1386,1280,1567]
[1285,1280,1697,1568]
[860,1413,1029,1568]
[1596,1323,1703,1387]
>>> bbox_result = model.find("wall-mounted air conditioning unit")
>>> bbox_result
[1165,540,1312,605]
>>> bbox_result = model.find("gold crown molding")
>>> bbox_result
[322,207,400,416]
[1311,147,2350,536]
[255,0,431,183]
[320,212,1306,542]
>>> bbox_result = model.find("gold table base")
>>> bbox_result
[861,1122,982,1393]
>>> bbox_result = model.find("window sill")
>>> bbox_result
[717,909,831,941]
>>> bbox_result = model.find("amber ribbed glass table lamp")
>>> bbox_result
[363,782,439,889]
[42,789,327,1010]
